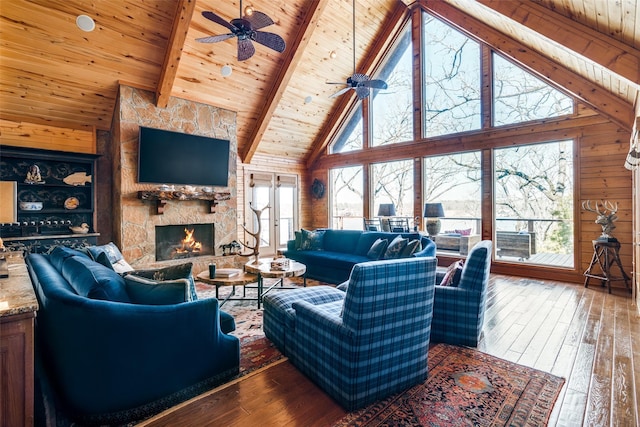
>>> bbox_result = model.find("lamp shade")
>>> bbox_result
[377,203,396,216]
[423,203,445,218]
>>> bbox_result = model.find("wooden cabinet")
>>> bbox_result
[0,146,99,253]
[0,256,38,427]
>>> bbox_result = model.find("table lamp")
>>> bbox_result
[423,203,445,237]
[377,203,396,217]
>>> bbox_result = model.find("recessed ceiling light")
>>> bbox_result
[329,50,337,59]
[76,15,95,32]
[221,65,232,77]
[244,6,254,16]
[304,96,313,104]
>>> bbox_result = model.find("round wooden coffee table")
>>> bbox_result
[196,270,258,307]
[244,258,306,308]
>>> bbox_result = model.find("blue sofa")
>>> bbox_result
[263,257,437,410]
[26,247,240,424]
[281,229,436,284]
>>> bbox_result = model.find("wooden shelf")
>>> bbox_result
[137,190,231,214]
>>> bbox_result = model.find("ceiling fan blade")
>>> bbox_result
[237,38,256,61]
[196,33,235,43]
[253,31,286,53]
[330,87,352,98]
[355,85,370,99]
[361,79,388,89]
[202,11,237,32]
[245,11,274,30]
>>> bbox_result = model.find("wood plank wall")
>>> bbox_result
[312,105,633,285]
[0,120,96,154]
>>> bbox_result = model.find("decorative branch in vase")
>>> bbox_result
[240,202,270,265]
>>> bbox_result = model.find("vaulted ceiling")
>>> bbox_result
[1,0,638,165]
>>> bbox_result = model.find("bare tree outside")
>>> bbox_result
[330,166,363,229]
[329,12,575,265]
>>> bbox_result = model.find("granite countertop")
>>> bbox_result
[0,254,38,318]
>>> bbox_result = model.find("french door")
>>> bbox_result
[246,172,298,257]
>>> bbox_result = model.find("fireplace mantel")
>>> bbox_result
[137,190,231,215]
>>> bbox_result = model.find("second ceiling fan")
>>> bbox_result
[327,0,388,100]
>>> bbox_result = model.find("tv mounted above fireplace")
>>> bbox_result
[137,126,230,187]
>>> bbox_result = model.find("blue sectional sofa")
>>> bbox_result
[26,247,240,425]
[281,229,436,284]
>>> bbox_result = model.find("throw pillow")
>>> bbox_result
[401,239,422,258]
[87,242,134,274]
[366,238,388,260]
[300,229,325,251]
[130,262,196,301]
[60,255,130,302]
[124,274,190,305]
[383,236,408,259]
[294,230,302,250]
[440,260,464,287]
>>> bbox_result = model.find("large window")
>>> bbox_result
[493,53,573,126]
[372,160,414,218]
[493,141,574,267]
[422,12,481,138]
[371,23,413,147]
[330,166,363,230]
[330,104,363,154]
[423,152,481,237]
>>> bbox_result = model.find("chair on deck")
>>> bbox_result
[387,217,410,232]
[363,218,381,231]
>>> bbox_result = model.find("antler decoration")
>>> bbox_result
[240,202,270,264]
[582,200,618,239]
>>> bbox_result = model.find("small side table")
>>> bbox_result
[244,259,307,309]
[196,270,258,307]
[583,239,631,294]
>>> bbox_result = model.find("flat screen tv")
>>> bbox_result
[137,126,230,187]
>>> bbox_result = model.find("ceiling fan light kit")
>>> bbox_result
[197,1,285,61]
[326,0,388,100]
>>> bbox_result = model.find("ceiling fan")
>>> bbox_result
[327,0,388,100]
[196,1,286,61]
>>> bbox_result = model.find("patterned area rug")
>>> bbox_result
[333,343,565,427]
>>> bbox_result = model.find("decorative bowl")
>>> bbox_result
[19,201,43,211]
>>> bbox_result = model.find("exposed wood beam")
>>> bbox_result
[156,0,196,108]
[476,0,640,85]
[423,1,634,130]
[307,1,411,168]
[240,0,331,164]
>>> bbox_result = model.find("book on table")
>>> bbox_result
[215,268,242,278]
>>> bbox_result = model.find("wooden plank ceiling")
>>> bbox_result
[1,0,638,165]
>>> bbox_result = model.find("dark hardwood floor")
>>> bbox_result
[138,274,639,427]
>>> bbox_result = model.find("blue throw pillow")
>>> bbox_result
[124,275,190,305]
[300,229,325,251]
[48,246,90,271]
[60,255,130,302]
[401,239,422,258]
[366,238,388,260]
[383,236,408,259]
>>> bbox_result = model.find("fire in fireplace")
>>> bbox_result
[155,224,214,261]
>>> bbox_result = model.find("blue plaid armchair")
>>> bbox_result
[431,240,492,347]
[268,257,437,410]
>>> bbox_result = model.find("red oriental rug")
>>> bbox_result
[333,343,565,427]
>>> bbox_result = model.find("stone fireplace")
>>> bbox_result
[112,85,240,271]
[155,224,214,261]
